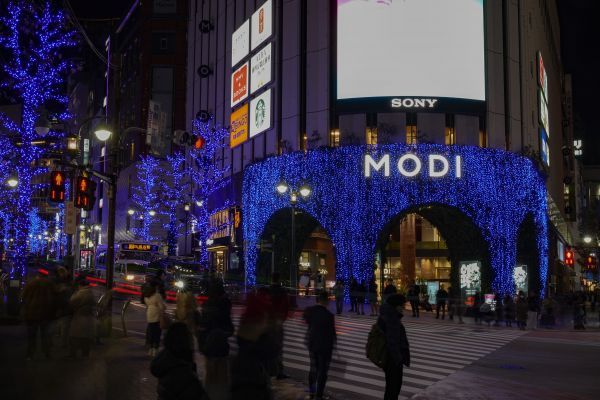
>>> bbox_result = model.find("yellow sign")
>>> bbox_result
[230,103,248,148]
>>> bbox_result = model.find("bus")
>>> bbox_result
[95,241,163,288]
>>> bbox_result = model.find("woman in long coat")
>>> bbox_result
[69,279,96,357]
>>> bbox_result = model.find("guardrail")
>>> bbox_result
[121,299,131,337]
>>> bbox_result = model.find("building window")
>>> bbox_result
[406,113,417,144]
[330,129,340,147]
[366,127,378,145]
[444,114,455,145]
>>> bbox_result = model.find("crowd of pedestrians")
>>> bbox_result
[20,268,110,361]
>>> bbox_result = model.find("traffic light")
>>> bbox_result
[74,176,97,211]
[49,171,66,202]
[565,247,574,266]
[586,255,597,270]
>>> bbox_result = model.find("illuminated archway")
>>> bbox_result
[243,144,548,295]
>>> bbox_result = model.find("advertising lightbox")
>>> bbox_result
[250,43,272,94]
[231,20,250,67]
[539,90,550,137]
[251,0,272,51]
[337,0,485,112]
[230,103,249,148]
[250,89,271,138]
[231,62,249,108]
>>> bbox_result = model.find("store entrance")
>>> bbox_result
[375,204,491,307]
[256,208,336,294]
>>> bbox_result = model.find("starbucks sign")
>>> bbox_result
[250,89,271,138]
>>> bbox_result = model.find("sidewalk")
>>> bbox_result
[0,318,317,400]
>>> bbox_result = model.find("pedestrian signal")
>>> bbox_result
[565,248,574,266]
[74,176,97,211]
[49,171,66,202]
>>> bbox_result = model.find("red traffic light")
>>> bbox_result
[565,247,574,266]
[49,171,66,202]
[74,176,96,210]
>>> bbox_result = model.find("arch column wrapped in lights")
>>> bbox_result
[242,144,548,295]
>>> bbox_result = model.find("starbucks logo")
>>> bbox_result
[255,99,266,128]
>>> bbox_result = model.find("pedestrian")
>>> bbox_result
[435,284,448,319]
[21,270,56,360]
[53,267,73,348]
[175,289,197,334]
[145,282,166,357]
[368,277,378,316]
[516,291,528,330]
[196,279,234,393]
[382,279,397,304]
[151,322,209,400]
[231,290,278,400]
[540,294,556,328]
[349,278,359,313]
[267,272,290,379]
[503,294,515,327]
[303,291,336,400]
[472,292,482,325]
[356,280,366,315]
[68,277,96,358]
[408,281,420,318]
[151,269,167,298]
[333,279,345,315]
[527,291,540,330]
[573,292,586,330]
[378,294,410,400]
[141,275,155,349]
[494,293,504,327]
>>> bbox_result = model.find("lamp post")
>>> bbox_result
[276,180,312,291]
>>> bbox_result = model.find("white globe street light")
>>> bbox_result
[583,235,593,244]
[94,123,113,141]
[148,210,157,217]
[276,180,289,194]
[299,184,312,198]
[127,209,135,215]
[6,177,18,188]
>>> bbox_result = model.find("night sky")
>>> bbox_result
[557,0,599,165]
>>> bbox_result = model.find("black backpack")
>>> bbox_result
[366,322,387,368]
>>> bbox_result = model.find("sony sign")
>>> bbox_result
[391,98,438,109]
[364,154,462,179]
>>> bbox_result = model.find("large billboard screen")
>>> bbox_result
[337,0,486,111]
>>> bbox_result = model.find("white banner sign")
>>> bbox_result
[251,0,272,51]
[250,43,272,94]
[250,89,271,138]
[231,20,250,67]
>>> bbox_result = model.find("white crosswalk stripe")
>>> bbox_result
[230,312,526,399]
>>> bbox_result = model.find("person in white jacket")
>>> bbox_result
[144,283,166,357]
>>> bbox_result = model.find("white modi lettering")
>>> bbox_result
[364,154,462,178]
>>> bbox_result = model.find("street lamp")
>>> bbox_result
[276,180,312,291]
[34,113,51,137]
[127,209,135,215]
[583,235,593,244]
[93,122,113,142]
[6,177,18,188]
[148,210,157,217]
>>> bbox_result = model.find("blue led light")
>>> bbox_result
[160,152,187,255]
[0,2,76,277]
[243,144,548,296]
[132,155,161,242]
[189,117,230,266]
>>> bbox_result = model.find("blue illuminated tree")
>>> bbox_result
[131,155,161,242]
[159,152,190,255]
[0,2,76,276]
[28,208,48,256]
[189,117,230,267]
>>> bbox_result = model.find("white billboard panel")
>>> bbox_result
[232,20,250,67]
[249,89,271,138]
[250,43,272,94]
[337,0,485,101]
[251,0,272,51]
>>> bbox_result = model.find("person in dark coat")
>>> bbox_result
[22,271,56,360]
[333,279,345,315]
[231,289,279,400]
[356,280,366,315]
[53,267,73,348]
[303,291,337,400]
[516,292,528,330]
[151,269,167,298]
[368,278,379,316]
[407,281,420,318]
[349,278,359,313]
[267,272,290,379]
[68,278,96,358]
[503,294,515,327]
[197,279,234,389]
[435,285,448,319]
[378,294,410,400]
[382,279,397,304]
[494,293,504,326]
[151,322,209,400]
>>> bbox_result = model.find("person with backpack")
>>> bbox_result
[367,294,410,400]
[435,285,448,319]
[303,291,336,400]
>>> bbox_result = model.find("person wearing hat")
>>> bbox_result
[378,294,410,400]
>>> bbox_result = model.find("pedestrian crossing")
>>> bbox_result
[231,312,526,400]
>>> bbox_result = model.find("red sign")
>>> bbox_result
[231,62,249,107]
